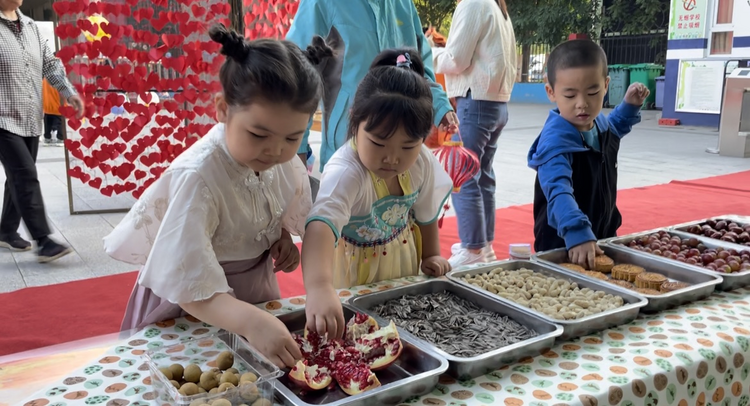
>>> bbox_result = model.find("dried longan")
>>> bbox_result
[240,372,258,383]
[212,400,232,406]
[183,364,202,383]
[216,351,234,371]
[252,399,272,406]
[220,371,239,386]
[208,388,218,395]
[239,381,259,402]
[218,382,235,393]
[169,364,184,380]
[178,382,200,396]
[169,380,180,389]
[158,367,173,380]
[188,400,208,406]
[226,367,239,374]
[199,371,219,391]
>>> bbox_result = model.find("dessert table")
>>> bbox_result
[9,273,750,406]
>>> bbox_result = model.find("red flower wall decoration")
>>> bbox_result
[55,0,298,202]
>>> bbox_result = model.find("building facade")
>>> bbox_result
[662,0,749,127]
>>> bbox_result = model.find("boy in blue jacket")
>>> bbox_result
[527,40,650,269]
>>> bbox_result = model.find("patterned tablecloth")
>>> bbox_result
[18,275,750,406]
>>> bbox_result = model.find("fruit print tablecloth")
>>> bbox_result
[18,276,750,406]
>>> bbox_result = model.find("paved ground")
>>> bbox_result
[1,104,748,293]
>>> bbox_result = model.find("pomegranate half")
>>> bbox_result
[355,320,404,371]
[332,362,382,396]
[345,313,379,341]
[289,360,333,390]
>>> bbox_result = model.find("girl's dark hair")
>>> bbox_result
[496,0,509,20]
[208,24,332,114]
[347,48,433,142]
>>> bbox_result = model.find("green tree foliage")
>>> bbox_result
[604,0,669,34]
[506,0,601,46]
[413,0,456,32]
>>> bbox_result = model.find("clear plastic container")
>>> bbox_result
[509,243,532,260]
[143,331,282,406]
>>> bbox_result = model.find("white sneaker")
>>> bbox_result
[451,243,496,262]
[449,248,489,268]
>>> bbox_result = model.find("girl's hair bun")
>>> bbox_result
[303,35,333,65]
[209,23,251,62]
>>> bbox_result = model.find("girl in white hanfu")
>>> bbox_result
[103,24,332,368]
[301,50,454,340]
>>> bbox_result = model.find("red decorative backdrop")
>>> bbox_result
[243,0,298,39]
[54,0,298,210]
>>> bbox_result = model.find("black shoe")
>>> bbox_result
[0,234,32,251]
[37,239,73,263]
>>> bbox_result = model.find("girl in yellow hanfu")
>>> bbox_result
[302,49,453,302]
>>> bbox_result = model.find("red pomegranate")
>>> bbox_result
[287,313,403,396]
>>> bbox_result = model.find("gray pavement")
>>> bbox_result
[1,104,748,293]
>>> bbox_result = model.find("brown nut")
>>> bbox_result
[158,367,173,380]
[168,364,184,381]
[199,371,219,391]
[220,371,239,386]
[218,382,236,393]
[216,351,234,371]
[179,382,200,396]
[183,364,202,383]
[240,381,260,402]
[240,372,258,383]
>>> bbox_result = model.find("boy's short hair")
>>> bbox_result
[546,40,608,87]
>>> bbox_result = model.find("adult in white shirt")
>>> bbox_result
[432,0,517,267]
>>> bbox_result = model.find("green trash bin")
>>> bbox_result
[628,63,664,109]
[607,64,630,107]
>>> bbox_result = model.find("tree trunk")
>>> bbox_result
[229,0,244,33]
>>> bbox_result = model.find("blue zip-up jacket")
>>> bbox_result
[286,0,454,171]
[527,103,642,251]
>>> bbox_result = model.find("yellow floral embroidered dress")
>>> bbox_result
[308,144,452,288]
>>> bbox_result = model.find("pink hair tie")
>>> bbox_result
[396,53,411,68]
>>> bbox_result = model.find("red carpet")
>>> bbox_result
[1,170,748,356]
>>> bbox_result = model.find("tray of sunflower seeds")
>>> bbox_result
[447,260,648,340]
[348,278,563,380]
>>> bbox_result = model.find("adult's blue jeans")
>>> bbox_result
[452,91,508,249]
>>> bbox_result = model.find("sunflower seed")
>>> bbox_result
[372,290,538,357]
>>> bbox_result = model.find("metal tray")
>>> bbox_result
[274,304,448,406]
[348,279,562,380]
[606,229,750,292]
[533,245,722,313]
[447,260,647,340]
[669,215,750,247]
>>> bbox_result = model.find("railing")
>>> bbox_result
[600,31,668,65]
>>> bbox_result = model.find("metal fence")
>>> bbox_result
[515,31,667,83]
[517,44,552,83]
[600,31,668,66]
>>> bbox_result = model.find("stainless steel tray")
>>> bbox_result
[447,260,647,340]
[274,304,448,406]
[533,245,722,313]
[606,229,750,292]
[668,215,750,248]
[348,279,563,380]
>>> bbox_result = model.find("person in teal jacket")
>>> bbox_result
[286,0,458,171]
